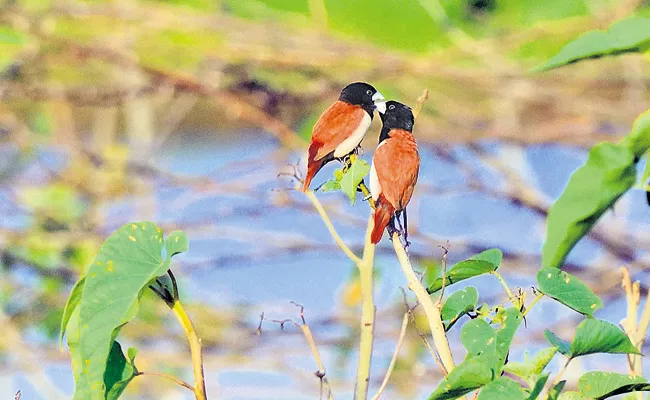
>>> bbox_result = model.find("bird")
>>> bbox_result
[369,100,420,245]
[302,82,386,192]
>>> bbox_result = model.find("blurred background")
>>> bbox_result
[1,0,650,399]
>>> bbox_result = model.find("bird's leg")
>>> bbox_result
[386,216,398,241]
[402,208,411,250]
[354,145,364,157]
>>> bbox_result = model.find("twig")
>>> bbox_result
[400,289,446,373]
[491,271,514,301]
[522,291,544,318]
[371,312,409,400]
[437,242,450,306]
[170,300,207,400]
[550,357,572,388]
[354,215,378,400]
[412,89,430,120]
[305,189,362,264]
[256,312,265,336]
[136,371,195,392]
[621,267,649,385]
[392,232,455,373]
[269,303,335,400]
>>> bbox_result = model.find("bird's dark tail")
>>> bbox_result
[371,197,394,244]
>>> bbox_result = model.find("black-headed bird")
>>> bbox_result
[302,82,386,191]
[369,101,420,245]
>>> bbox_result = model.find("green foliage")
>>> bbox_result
[441,286,478,330]
[340,156,370,204]
[0,25,30,71]
[529,374,550,400]
[476,377,527,400]
[427,358,494,400]
[320,155,370,204]
[557,392,588,400]
[545,319,641,359]
[578,371,649,399]
[19,184,86,225]
[548,381,567,400]
[427,249,502,293]
[541,141,636,268]
[536,16,650,71]
[503,347,557,388]
[536,268,602,315]
[61,222,188,399]
[325,0,447,53]
[104,342,138,400]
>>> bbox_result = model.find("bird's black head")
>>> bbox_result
[379,101,414,142]
[339,82,386,116]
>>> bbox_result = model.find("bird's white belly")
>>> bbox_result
[333,113,372,158]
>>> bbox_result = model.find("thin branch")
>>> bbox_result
[371,312,409,400]
[400,289,446,374]
[550,357,572,388]
[491,271,514,301]
[412,89,430,120]
[136,371,195,392]
[522,291,544,318]
[268,303,335,400]
[437,243,450,306]
[304,189,362,264]
[392,232,455,374]
[354,214,378,400]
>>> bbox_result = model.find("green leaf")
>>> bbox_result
[67,221,188,400]
[340,156,370,204]
[477,377,527,400]
[59,277,85,349]
[542,142,636,269]
[427,358,494,400]
[535,16,650,71]
[427,249,502,293]
[578,371,648,399]
[570,319,642,357]
[544,330,572,356]
[319,179,342,192]
[536,267,602,315]
[548,381,567,400]
[529,374,550,400]
[104,341,138,400]
[621,109,650,159]
[325,0,447,53]
[461,308,522,371]
[558,392,588,400]
[442,286,479,330]
[503,347,557,388]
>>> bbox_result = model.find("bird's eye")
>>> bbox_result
[366,90,372,95]
[389,104,395,110]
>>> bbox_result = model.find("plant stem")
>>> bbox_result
[371,312,409,400]
[354,215,377,400]
[136,371,195,392]
[522,293,544,318]
[305,189,362,264]
[391,232,455,373]
[491,271,513,301]
[171,300,207,400]
[546,357,572,398]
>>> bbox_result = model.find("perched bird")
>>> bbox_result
[369,101,420,245]
[302,82,386,191]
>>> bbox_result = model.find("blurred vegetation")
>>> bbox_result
[2,0,650,398]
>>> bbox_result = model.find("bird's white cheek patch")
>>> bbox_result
[369,162,381,202]
[333,113,372,158]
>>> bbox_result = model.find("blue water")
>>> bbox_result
[3,131,649,399]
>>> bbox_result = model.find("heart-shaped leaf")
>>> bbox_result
[537,267,602,315]
[63,222,188,400]
[578,371,649,399]
[504,347,557,388]
[570,319,642,357]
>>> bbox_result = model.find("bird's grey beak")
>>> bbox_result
[372,91,386,114]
